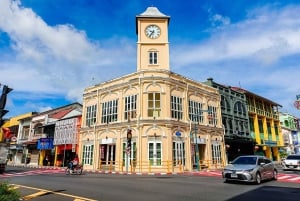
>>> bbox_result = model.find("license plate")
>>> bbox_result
[289,165,294,168]
[231,173,238,178]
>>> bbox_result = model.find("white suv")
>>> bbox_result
[283,155,300,171]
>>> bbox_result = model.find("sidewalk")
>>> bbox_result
[7,164,222,176]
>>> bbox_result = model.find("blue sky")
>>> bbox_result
[1,0,300,118]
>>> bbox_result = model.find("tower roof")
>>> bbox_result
[137,6,170,18]
[136,7,170,34]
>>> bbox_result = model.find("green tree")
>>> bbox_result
[279,150,288,160]
[0,182,21,201]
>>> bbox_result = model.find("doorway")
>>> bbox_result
[100,144,116,165]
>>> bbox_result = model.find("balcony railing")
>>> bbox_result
[247,106,279,120]
[28,134,47,141]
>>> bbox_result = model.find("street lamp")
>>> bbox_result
[192,110,209,170]
[126,129,132,173]
[193,118,199,170]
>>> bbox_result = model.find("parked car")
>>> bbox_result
[222,155,277,184]
[282,154,300,171]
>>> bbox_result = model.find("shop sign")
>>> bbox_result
[37,138,54,150]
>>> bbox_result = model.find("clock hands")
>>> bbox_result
[145,25,160,39]
[149,30,155,37]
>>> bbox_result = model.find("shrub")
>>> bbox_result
[279,150,288,160]
[0,182,21,201]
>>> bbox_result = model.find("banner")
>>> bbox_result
[37,138,54,150]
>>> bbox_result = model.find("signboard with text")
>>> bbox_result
[37,138,54,150]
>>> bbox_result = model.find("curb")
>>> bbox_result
[8,164,63,170]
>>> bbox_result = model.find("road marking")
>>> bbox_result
[74,199,92,201]
[11,184,97,201]
[277,175,292,179]
[0,169,65,178]
[288,176,300,181]
[9,185,20,190]
[22,191,49,200]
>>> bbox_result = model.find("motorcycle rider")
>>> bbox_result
[69,154,79,171]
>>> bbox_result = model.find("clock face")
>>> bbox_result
[145,25,161,39]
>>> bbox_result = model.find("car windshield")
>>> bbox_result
[286,155,300,160]
[232,156,257,165]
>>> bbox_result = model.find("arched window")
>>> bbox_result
[221,96,230,112]
[234,101,247,116]
[34,123,43,134]
[284,120,289,127]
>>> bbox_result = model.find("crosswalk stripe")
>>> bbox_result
[278,175,292,179]
[288,176,300,181]
[0,169,64,178]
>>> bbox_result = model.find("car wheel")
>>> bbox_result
[255,172,261,184]
[272,170,278,180]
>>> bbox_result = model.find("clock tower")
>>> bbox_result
[136,7,170,72]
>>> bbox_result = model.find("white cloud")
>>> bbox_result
[0,0,136,100]
[210,14,231,27]
[0,0,136,116]
[173,5,300,66]
[0,0,300,117]
[172,4,300,116]
[0,0,98,63]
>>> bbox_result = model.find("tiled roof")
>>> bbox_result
[137,6,169,18]
[49,108,73,119]
[231,87,282,107]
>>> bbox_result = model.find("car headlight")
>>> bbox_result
[243,168,254,172]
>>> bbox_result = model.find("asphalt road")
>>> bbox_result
[2,166,300,201]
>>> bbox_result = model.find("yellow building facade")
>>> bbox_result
[80,7,226,173]
[233,88,283,161]
[2,112,35,164]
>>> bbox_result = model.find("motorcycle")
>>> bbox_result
[65,164,83,175]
